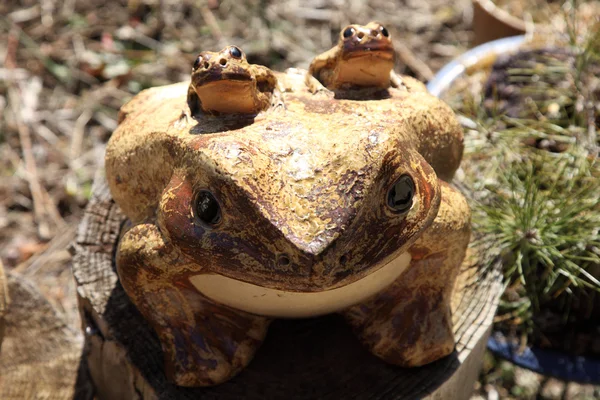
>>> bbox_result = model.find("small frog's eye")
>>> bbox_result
[379,25,389,37]
[194,190,222,227]
[387,175,415,214]
[229,46,244,59]
[342,27,355,39]
[193,55,203,71]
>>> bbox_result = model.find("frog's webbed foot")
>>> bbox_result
[389,71,406,91]
[341,182,470,366]
[117,222,271,386]
[269,89,286,112]
[153,285,270,387]
[305,73,329,94]
[342,267,456,366]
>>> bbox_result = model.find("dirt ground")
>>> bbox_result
[0,0,598,398]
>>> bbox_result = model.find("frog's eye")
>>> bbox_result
[194,190,222,227]
[193,55,203,71]
[379,25,390,37]
[342,27,355,39]
[387,175,415,213]
[229,46,244,59]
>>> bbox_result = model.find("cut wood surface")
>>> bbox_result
[0,271,93,399]
[72,175,503,400]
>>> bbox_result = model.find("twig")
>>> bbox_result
[200,6,223,43]
[394,41,434,82]
[6,29,66,240]
[15,224,77,275]
[10,90,51,239]
[70,108,93,161]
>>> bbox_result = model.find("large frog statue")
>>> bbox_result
[106,28,469,387]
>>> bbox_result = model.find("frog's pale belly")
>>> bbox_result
[189,252,411,318]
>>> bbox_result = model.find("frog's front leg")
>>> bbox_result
[117,222,271,387]
[305,73,330,94]
[186,84,203,116]
[341,182,470,366]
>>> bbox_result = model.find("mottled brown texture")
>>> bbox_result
[73,178,503,399]
[117,220,271,386]
[343,182,471,366]
[306,22,404,92]
[105,65,467,386]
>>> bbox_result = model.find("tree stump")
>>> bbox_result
[72,175,503,399]
[0,271,93,399]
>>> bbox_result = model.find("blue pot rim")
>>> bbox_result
[426,35,526,98]
[488,332,600,384]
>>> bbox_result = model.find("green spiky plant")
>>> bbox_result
[451,14,600,351]
[472,149,599,333]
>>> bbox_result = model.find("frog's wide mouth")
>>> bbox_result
[343,43,394,60]
[188,252,411,318]
[195,70,253,87]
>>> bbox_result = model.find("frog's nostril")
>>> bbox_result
[357,32,365,39]
[339,254,348,266]
[219,58,227,66]
[277,254,291,267]
[203,62,210,69]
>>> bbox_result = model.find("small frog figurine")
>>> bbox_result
[306,21,403,92]
[107,41,469,388]
[187,45,278,115]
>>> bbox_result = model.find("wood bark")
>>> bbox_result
[0,271,93,399]
[72,176,503,399]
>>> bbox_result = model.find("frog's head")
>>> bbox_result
[153,119,441,302]
[188,46,269,115]
[334,21,395,88]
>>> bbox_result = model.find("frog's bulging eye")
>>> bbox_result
[342,27,355,39]
[387,175,415,214]
[229,46,243,59]
[194,190,222,227]
[380,26,389,37]
[193,56,203,71]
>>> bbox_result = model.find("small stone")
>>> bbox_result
[514,367,542,397]
[540,378,566,399]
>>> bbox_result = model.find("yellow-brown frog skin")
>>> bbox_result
[307,21,403,91]
[187,46,277,116]
[106,70,469,386]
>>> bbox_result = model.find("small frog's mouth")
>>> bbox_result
[196,71,253,87]
[343,42,395,61]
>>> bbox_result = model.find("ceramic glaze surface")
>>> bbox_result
[106,41,470,387]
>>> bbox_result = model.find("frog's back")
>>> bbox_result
[107,70,461,225]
